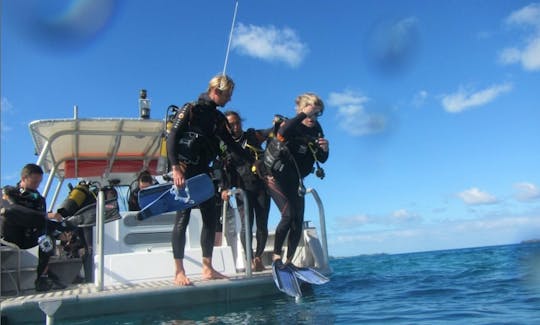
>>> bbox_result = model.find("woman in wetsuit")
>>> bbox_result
[263,93,329,266]
[166,74,251,286]
[222,110,271,271]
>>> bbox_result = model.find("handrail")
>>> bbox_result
[306,188,329,268]
[95,190,105,291]
[221,188,252,277]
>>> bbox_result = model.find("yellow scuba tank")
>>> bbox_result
[157,105,179,174]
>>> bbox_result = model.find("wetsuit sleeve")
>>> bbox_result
[316,142,329,163]
[314,124,329,163]
[277,112,307,141]
[166,105,191,166]
[255,127,273,145]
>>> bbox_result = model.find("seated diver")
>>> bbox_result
[0,163,69,291]
[128,170,155,211]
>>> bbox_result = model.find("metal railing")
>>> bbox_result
[221,188,252,277]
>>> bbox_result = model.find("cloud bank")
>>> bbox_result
[232,23,308,67]
[499,3,540,71]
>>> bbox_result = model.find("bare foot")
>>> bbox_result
[174,270,192,286]
[201,267,228,281]
[252,257,265,272]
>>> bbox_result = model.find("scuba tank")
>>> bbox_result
[57,181,97,218]
[157,105,180,174]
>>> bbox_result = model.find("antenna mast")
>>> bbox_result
[222,0,239,76]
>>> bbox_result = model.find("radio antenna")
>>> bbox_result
[222,0,239,76]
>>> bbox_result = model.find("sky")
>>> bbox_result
[1,0,540,257]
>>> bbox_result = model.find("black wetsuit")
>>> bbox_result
[1,185,52,278]
[223,128,271,259]
[264,113,328,261]
[166,93,251,260]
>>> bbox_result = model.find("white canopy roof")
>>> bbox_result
[29,118,165,189]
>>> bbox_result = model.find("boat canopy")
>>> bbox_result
[28,118,165,199]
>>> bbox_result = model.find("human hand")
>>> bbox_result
[221,190,230,201]
[48,212,64,222]
[172,165,185,188]
[317,137,329,152]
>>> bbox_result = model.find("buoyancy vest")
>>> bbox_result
[174,101,221,166]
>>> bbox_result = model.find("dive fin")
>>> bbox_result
[288,264,329,285]
[272,259,302,298]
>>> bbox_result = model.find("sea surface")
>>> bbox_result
[65,243,540,324]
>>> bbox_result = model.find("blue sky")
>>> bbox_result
[2,0,540,257]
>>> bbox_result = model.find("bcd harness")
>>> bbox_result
[262,116,326,196]
[167,102,220,167]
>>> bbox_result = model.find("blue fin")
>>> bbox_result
[288,264,329,285]
[272,259,302,298]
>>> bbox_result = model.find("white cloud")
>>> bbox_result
[458,187,498,205]
[328,90,386,136]
[391,209,421,223]
[232,23,308,67]
[505,3,540,27]
[340,214,371,227]
[499,3,540,71]
[441,83,512,113]
[514,182,540,202]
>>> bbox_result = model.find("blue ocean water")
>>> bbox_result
[68,243,540,324]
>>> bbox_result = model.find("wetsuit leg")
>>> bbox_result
[2,221,51,278]
[199,196,217,258]
[265,171,298,257]
[37,248,52,277]
[286,195,305,261]
[81,227,94,282]
[237,192,255,258]
[172,208,191,259]
[253,187,270,257]
[3,222,42,250]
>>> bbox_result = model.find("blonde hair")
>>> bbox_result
[295,92,324,114]
[208,74,235,93]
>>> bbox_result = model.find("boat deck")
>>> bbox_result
[1,270,278,324]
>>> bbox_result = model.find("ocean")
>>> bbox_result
[64,242,540,324]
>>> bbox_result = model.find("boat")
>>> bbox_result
[0,106,331,324]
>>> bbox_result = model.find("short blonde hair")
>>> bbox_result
[295,92,324,114]
[208,74,235,93]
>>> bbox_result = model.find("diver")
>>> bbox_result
[166,74,252,286]
[262,93,329,268]
[221,110,272,271]
[128,170,156,211]
[0,163,68,291]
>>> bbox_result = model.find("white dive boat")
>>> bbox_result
[0,107,330,324]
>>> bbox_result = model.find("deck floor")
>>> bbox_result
[1,270,278,324]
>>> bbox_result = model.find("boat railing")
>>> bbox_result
[95,190,106,291]
[220,187,330,276]
[306,188,330,269]
[221,188,252,277]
